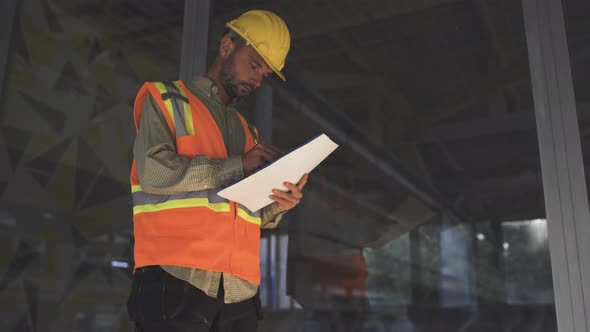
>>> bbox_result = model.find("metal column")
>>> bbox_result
[256,81,275,307]
[523,0,590,331]
[255,82,273,143]
[0,0,19,107]
[179,0,211,82]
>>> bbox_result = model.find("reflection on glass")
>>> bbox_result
[364,233,410,307]
[0,0,564,330]
[0,0,182,330]
[503,219,553,304]
[439,224,473,307]
[257,0,558,329]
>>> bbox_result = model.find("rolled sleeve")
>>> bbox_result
[261,203,288,229]
[134,95,245,195]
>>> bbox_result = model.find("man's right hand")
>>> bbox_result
[242,142,282,176]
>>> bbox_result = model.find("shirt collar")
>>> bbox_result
[189,76,241,107]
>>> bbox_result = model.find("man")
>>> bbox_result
[126,10,307,332]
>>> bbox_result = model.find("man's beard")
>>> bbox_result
[219,55,241,100]
[219,55,255,100]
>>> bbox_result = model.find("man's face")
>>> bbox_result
[219,42,273,100]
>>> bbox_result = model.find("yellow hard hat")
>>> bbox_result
[226,10,290,81]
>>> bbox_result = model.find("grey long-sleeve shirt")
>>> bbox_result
[133,76,284,303]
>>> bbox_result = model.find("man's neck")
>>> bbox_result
[205,72,231,106]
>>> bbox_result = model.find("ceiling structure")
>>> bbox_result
[44,0,590,227]
[205,0,588,227]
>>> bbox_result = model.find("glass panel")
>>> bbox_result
[502,219,553,304]
[0,0,182,330]
[563,0,590,203]
[0,0,563,331]
[364,233,411,306]
[206,0,558,331]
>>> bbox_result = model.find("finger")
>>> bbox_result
[284,180,305,198]
[283,182,303,199]
[296,174,309,190]
[260,150,277,163]
[258,142,282,155]
[254,146,278,161]
[271,188,297,202]
[272,189,300,203]
[269,195,296,210]
[262,146,280,159]
[256,143,282,156]
[253,148,274,162]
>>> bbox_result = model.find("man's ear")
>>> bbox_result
[219,37,234,59]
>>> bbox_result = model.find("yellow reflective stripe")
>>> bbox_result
[237,209,262,226]
[153,82,175,126]
[131,185,143,193]
[173,81,194,135]
[134,198,231,215]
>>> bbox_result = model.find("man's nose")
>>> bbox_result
[250,73,263,88]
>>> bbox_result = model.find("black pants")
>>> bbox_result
[127,266,259,332]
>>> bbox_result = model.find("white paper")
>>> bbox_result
[217,134,338,212]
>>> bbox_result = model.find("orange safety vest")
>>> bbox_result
[130,80,262,284]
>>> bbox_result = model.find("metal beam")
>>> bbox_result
[418,102,590,143]
[179,0,211,82]
[523,0,590,331]
[368,82,384,145]
[329,31,411,118]
[435,142,464,172]
[273,78,445,212]
[416,61,532,131]
[419,111,535,143]
[209,0,463,44]
[474,0,510,68]
[298,72,370,89]
[0,0,18,108]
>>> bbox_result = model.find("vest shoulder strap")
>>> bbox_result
[236,112,259,144]
[147,81,195,137]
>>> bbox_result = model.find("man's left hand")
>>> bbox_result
[269,174,308,211]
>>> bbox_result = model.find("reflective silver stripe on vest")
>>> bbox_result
[163,81,189,137]
[132,188,262,220]
[237,204,258,216]
[132,188,227,206]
